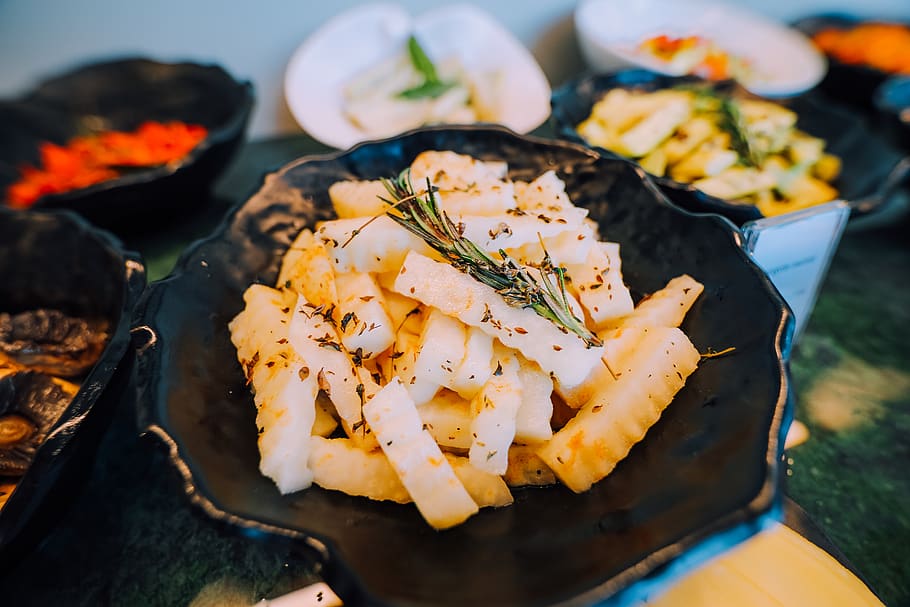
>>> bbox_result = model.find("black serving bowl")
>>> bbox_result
[133,125,793,606]
[0,208,146,566]
[0,57,254,233]
[550,69,910,226]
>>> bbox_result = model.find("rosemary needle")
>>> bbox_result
[375,169,602,348]
[689,86,761,168]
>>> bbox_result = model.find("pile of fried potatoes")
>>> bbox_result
[229,151,705,530]
[576,87,842,217]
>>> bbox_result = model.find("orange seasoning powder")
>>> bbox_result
[6,121,208,208]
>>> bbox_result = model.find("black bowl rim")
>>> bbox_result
[132,123,794,606]
[0,207,147,550]
[3,56,254,209]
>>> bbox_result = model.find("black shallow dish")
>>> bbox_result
[792,14,909,111]
[133,125,793,607]
[0,208,146,567]
[0,57,254,233]
[550,70,910,226]
[874,76,910,152]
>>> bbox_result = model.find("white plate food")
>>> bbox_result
[284,3,552,149]
[574,0,827,97]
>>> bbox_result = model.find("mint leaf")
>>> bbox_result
[407,35,439,82]
[397,80,455,100]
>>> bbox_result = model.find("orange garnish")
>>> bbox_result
[5,121,208,208]
[637,34,749,81]
[812,23,910,75]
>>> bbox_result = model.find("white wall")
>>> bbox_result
[2,0,908,138]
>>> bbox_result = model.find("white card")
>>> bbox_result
[742,200,850,340]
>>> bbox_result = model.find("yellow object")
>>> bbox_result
[575,87,841,216]
[639,523,883,606]
[223,522,882,607]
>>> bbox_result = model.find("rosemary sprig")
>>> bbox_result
[717,96,762,168]
[396,36,455,100]
[377,169,602,348]
[689,86,761,168]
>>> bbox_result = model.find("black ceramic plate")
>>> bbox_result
[792,14,910,111]
[0,208,146,567]
[550,70,910,226]
[0,57,254,232]
[133,125,792,607]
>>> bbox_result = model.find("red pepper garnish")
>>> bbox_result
[5,121,208,208]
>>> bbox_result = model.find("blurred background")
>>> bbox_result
[3,0,909,138]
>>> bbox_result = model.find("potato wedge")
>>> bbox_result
[538,327,700,492]
[469,343,522,474]
[566,242,635,330]
[446,453,514,507]
[413,307,468,391]
[419,389,474,450]
[514,355,554,444]
[393,251,604,389]
[310,436,410,503]
[318,215,433,274]
[505,444,557,487]
[229,285,318,494]
[449,326,494,400]
[334,272,395,359]
[276,229,337,309]
[599,274,704,332]
[363,378,478,529]
[328,180,391,218]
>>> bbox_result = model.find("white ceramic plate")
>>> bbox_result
[575,0,827,97]
[284,3,552,149]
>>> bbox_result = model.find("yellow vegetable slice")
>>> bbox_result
[599,274,704,332]
[469,343,523,474]
[276,228,337,308]
[613,96,692,158]
[449,326,494,400]
[363,377,478,529]
[513,355,554,444]
[418,389,473,450]
[413,307,467,395]
[446,453,514,508]
[318,215,433,274]
[566,241,635,330]
[538,327,700,493]
[328,179,390,219]
[504,444,557,487]
[662,116,716,164]
[228,285,318,494]
[334,272,395,359]
[409,151,514,216]
[393,251,604,389]
[309,436,410,504]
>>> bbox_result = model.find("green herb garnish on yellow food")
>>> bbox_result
[576,85,841,217]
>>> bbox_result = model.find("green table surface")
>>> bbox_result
[3,134,909,607]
